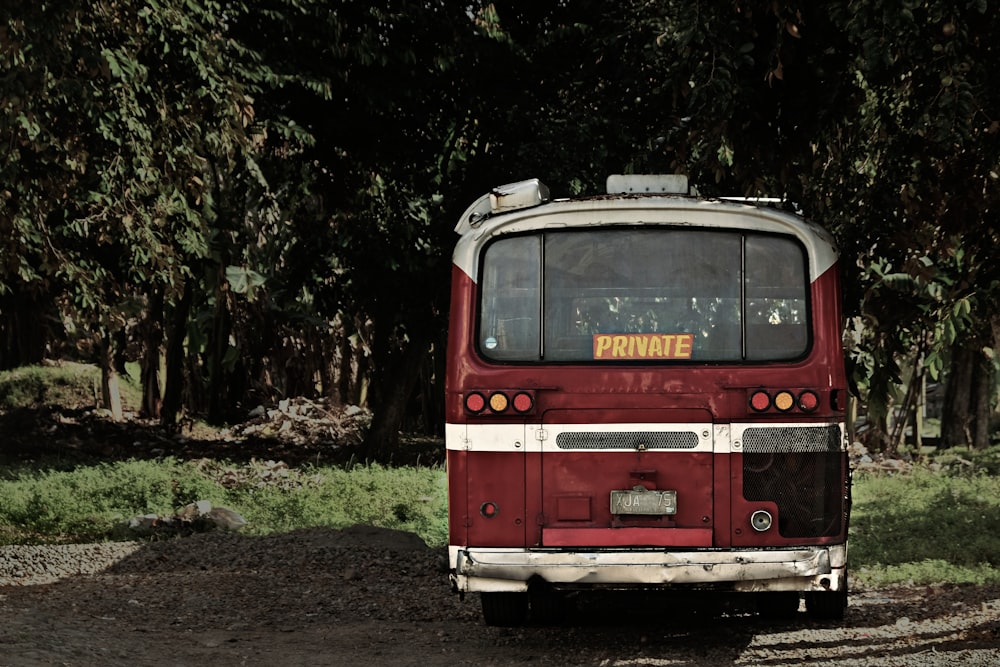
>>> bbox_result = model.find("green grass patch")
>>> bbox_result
[0,459,221,544]
[850,466,1000,586]
[207,460,448,546]
[0,458,448,547]
[0,361,142,411]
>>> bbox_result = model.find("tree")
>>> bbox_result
[626,1,1000,449]
[5,0,999,456]
[800,1,1000,448]
[2,0,291,424]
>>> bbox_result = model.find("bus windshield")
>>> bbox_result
[478,228,809,363]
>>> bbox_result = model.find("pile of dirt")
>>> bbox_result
[0,398,444,467]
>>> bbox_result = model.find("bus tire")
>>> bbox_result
[805,589,847,621]
[481,592,528,627]
[756,591,800,619]
[529,589,569,625]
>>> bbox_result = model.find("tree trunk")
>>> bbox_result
[867,411,891,453]
[972,353,992,448]
[0,289,52,369]
[940,343,992,449]
[338,320,353,405]
[360,327,431,462]
[207,276,232,425]
[162,281,194,429]
[140,287,165,419]
[97,334,124,422]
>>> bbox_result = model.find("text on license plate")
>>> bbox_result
[610,488,677,515]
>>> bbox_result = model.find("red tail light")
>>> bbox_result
[750,391,771,412]
[512,392,534,413]
[464,392,486,413]
[798,390,820,412]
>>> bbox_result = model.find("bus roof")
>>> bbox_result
[452,178,838,284]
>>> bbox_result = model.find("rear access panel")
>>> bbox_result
[535,410,715,548]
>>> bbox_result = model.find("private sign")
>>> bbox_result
[592,333,694,360]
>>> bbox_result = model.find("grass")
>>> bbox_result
[0,458,448,547]
[0,360,142,412]
[849,449,1000,587]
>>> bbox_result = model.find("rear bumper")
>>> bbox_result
[450,543,847,594]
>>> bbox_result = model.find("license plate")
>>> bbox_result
[611,487,677,515]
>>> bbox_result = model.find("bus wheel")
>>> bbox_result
[481,592,529,627]
[805,589,847,621]
[756,592,800,619]
[529,589,569,625]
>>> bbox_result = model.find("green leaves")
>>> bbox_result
[225,265,266,300]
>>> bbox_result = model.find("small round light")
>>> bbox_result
[480,502,499,518]
[774,391,795,412]
[488,392,509,412]
[798,390,820,413]
[751,510,773,532]
[465,392,486,413]
[750,391,771,412]
[512,392,534,413]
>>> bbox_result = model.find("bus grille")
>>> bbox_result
[742,425,844,538]
[742,425,841,453]
[555,431,699,450]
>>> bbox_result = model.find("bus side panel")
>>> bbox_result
[445,264,477,425]
[811,263,848,392]
[446,449,469,547]
[464,451,527,547]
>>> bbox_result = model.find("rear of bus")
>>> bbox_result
[445,176,850,626]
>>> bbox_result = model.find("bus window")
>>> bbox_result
[478,229,809,363]
[744,235,809,360]
[478,235,541,359]
[544,229,742,361]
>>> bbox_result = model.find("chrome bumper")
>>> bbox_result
[450,544,847,593]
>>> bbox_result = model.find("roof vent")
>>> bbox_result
[490,178,550,213]
[606,174,689,195]
[454,178,551,235]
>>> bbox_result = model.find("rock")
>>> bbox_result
[205,506,248,531]
[123,501,247,537]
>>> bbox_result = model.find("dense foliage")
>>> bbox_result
[2,1,998,457]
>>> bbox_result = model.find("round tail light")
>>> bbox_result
[512,392,534,413]
[798,390,820,412]
[773,390,795,412]
[750,391,771,412]
[464,392,486,413]
[488,392,509,412]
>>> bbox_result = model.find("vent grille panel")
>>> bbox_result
[742,425,845,538]
[555,431,699,450]
[743,425,841,453]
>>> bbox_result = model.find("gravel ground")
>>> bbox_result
[2,527,999,666]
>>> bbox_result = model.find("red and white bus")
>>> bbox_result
[445,175,850,626]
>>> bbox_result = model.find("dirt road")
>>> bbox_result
[2,527,999,666]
